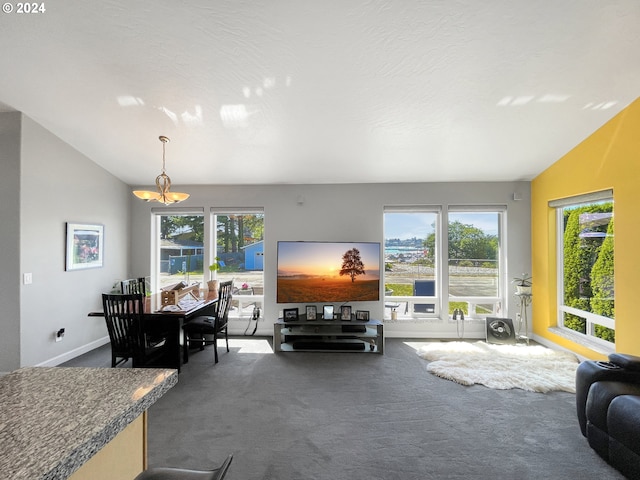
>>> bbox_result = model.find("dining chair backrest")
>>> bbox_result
[102,293,145,366]
[121,277,147,296]
[216,280,233,328]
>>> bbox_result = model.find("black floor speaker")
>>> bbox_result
[485,317,516,345]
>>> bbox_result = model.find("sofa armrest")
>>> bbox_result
[609,353,640,371]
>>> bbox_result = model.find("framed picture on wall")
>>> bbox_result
[65,222,104,271]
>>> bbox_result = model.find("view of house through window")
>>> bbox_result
[384,210,439,317]
[157,214,205,290]
[212,211,264,319]
[557,197,614,344]
[153,211,264,320]
[447,210,503,318]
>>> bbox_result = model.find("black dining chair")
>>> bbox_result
[183,280,233,363]
[134,453,233,480]
[121,277,147,296]
[121,277,172,348]
[102,293,167,368]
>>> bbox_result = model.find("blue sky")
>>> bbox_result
[384,213,436,240]
[384,212,499,240]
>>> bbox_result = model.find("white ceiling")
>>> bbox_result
[1,1,639,187]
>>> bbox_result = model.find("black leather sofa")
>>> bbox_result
[576,353,640,479]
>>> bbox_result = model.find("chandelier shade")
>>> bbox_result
[133,136,190,205]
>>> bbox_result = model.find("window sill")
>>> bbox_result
[385,316,486,323]
[385,316,441,323]
[547,327,614,356]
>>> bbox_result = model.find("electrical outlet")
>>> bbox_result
[24,273,33,284]
[55,328,65,342]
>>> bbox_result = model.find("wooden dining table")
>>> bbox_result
[90,291,219,372]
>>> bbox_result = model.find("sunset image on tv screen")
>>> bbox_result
[277,241,380,303]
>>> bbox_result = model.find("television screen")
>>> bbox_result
[277,241,381,303]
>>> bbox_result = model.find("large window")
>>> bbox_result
[150,209,264,322]
[554,192,614,346]
[211,209,264,319]
[447,209,504,318]
[384,208,440,317]
[155,212,205,290]
[384,206,505,320]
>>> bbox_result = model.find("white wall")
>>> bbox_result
[15,116,131,368]
[130,181,531,339]
[0,112,22,371]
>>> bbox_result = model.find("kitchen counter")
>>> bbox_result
[0,366,177,480]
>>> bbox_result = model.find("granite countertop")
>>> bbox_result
[0,366,177,480]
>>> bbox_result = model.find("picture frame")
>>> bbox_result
[65,222,104,271]
[306,305,317,320]
[355,310,370,321]
[283,308,299,322]
[340,305,352,321]
[323,305,334,320]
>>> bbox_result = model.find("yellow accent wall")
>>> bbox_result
[532,97,640,359]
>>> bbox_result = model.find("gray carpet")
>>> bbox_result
[63,338,624,479]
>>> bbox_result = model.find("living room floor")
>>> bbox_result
[63,337,624,479]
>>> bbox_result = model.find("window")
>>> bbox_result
[553,192,614,346]
[154,212,205,290]
[211,210,264,319]
[384,207,505,320]
[384,208,440,317]
[447,209,504,319]
[150,208,264,320]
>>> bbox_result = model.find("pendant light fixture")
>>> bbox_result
[133,135,190,205]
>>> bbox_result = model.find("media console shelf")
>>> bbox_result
[274,316,384,354]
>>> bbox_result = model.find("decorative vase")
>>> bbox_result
[515,285,532,295]
[206,280,219,300]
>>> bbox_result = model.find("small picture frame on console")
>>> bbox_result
[283,308,299,322]
[355,310,370,321]
[323,305,334,320]
[340,305,352,321]
[306,305,317,320]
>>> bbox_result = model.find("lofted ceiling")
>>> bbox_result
[1,1,639,187]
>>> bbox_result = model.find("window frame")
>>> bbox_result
[383,206,442,319]
[445,205,507,321]
[383,205,507,321]
[150,207,205,293]
[553,191,615,350]
[210,207,265,320]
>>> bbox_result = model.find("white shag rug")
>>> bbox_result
[417,341,579,393]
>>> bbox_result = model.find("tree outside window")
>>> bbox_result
[384,211,438,315]
[213,212,265,315]
[158,215,205,289]
[560,202,614,343]
[444,212,501,317]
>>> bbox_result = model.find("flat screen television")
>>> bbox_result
[277,241,381,303]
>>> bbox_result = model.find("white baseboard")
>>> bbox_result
[37,336,110,367]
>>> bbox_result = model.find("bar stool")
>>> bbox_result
[134,454,233,480]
